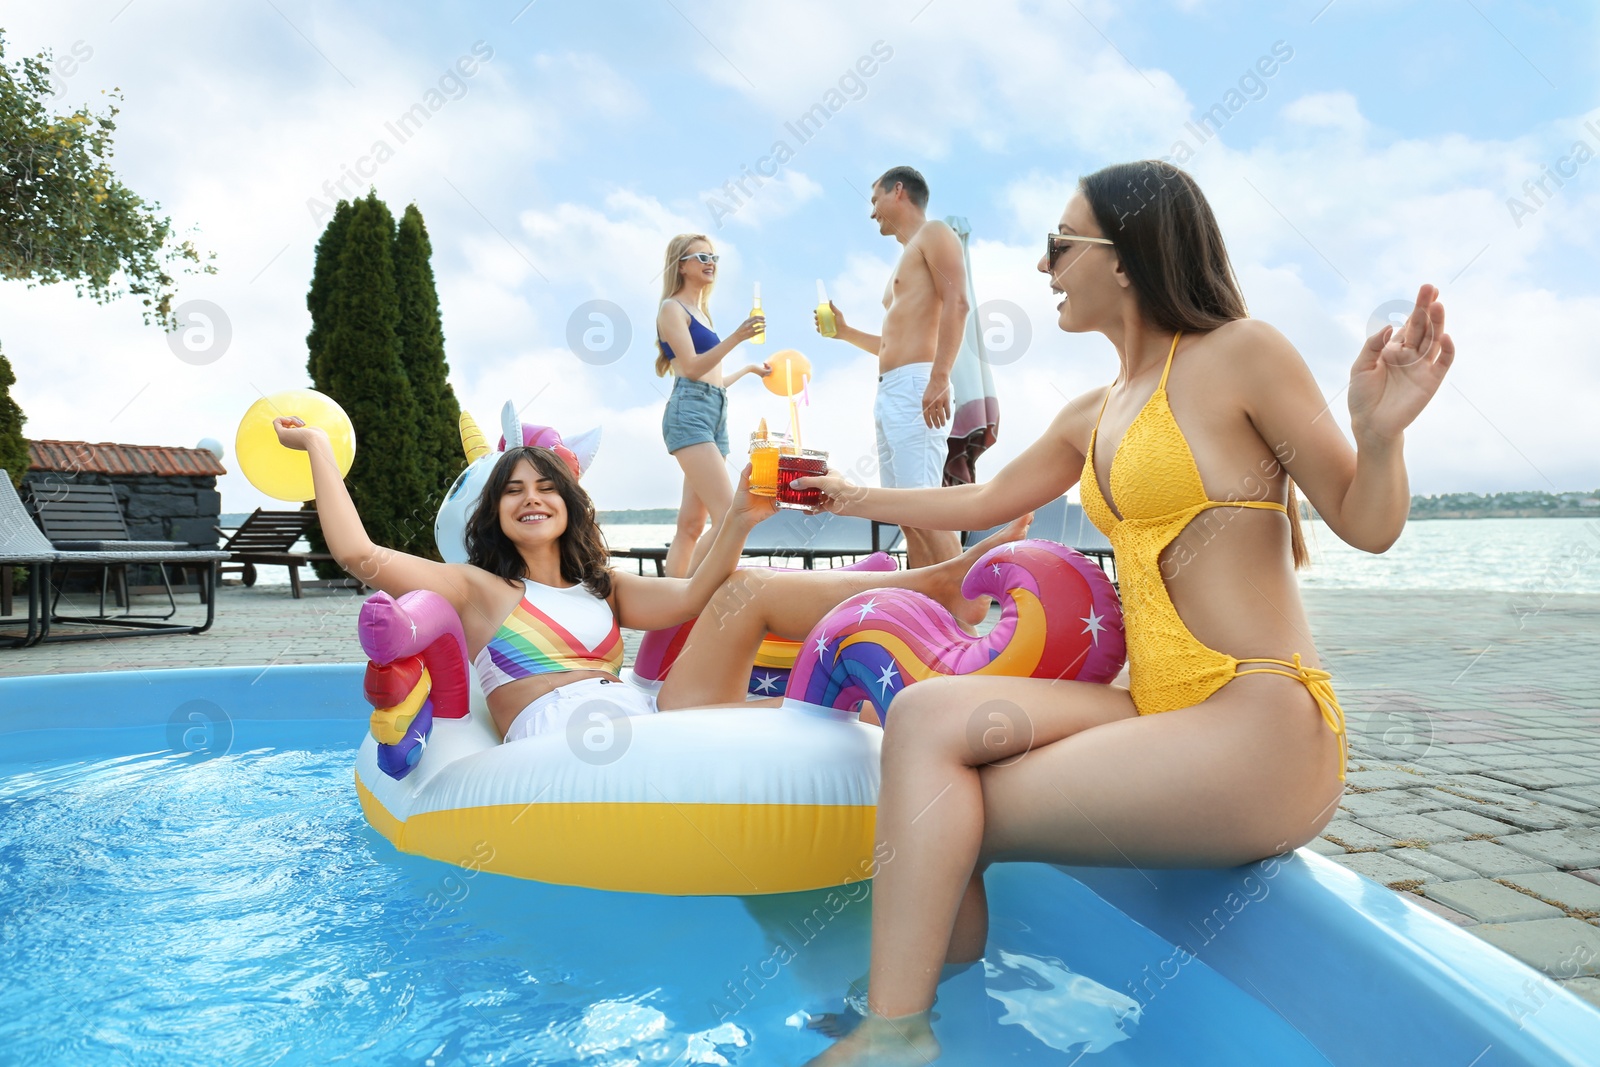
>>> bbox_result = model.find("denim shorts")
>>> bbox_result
[662,376,729,456]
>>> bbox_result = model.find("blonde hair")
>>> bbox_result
[654,233,716,377]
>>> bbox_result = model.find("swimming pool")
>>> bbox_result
[3,665,1598,1065]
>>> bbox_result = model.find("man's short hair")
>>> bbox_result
[875,166,929,208]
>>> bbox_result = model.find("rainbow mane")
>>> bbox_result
[357,590,472,779]
[786,540,1125,721]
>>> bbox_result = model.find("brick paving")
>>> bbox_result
[4,582,1599,1008]
[1301,588,1600,1010]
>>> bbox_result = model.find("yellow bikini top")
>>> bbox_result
[1080,331,1288,530]
[1077,331,1345,780]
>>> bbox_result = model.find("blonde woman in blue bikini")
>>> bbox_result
[795,160,1455,1064]
[654,233,772,578]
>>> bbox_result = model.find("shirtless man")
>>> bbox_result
[817,166,969,569]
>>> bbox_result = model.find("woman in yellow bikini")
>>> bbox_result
[794,159,1455,1065]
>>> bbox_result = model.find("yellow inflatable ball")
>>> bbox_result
[762,348,812,398]
[235,389,356,502]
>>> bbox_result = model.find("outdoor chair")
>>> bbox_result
[1,472,228,646]
[24,480,206,621]
[608,512,903,575]
[217,508,339,598]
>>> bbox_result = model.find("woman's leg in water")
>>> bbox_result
[664,473,709,579]
[804,670,1343,1067]
[655,515,1031,711]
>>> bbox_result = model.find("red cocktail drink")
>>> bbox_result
[776,450,828,510]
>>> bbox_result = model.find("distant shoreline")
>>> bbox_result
[1406,511,1600,521]
[597,508,679,525]
[221,506,1600,527]
[599,507,1600,525]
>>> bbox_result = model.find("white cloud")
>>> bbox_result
[680,0,1190,159]
[703,169,824,230]
[1281,90,1370,134]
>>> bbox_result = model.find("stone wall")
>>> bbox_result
[21,471,221,547]
[18,471,221,593]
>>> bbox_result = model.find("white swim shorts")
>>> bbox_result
[874,363,950,490]
[502,676,657,743]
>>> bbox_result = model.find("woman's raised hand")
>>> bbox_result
[731,314,767,344]
[271,416,328,451]
[1348,283,1455,443]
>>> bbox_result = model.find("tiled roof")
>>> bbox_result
[27,439,228,477]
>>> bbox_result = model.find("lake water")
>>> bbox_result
[603,518,1600,595]
[244,517,1600,595]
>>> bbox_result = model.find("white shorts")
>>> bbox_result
[874,363,949,490]
[502,676,657,743]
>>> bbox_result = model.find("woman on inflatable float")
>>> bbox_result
[272,408,1057,897]
[789,161,1456,1065]
[270,422,1026,740]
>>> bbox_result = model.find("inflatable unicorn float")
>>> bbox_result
[352,404,1126,895]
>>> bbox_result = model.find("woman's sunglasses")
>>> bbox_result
[679,252,720,264]
[1045,232,1115,270]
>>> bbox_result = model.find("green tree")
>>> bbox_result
[393,203,463,505]
[320,192,432,560]
[306,198,354,391]
[0,344,28,487]
[1,32,211,326]
[1,32,212,497]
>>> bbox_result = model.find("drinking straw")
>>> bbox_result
[786,359,801,453]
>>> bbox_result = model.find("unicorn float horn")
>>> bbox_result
[460,411,490,462]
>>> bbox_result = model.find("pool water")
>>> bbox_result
[0,720,1331,1065]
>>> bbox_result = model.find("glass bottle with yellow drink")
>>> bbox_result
[749,282,766,345]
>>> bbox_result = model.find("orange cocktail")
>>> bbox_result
[749,429,793,497]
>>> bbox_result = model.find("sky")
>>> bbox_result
[2,0,1597,515]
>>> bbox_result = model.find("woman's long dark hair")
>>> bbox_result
[464,447,613,598]
[1080,160,1308,568]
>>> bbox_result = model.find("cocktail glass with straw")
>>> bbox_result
[748,418,790,497]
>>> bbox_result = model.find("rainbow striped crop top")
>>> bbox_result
[472,578,623,695]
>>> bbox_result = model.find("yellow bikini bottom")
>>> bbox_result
[1140,653,1348,781]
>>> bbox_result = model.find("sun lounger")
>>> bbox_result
[607,513,904,575]
[217,508,341,598]
[1,472,227,646]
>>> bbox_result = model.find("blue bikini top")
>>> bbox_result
[659,300,720,361]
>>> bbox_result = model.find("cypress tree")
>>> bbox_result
[0,343,28,488]
[306,198,354,390]
[303,198,353,576]
[320,192,432,560]
[393,203,463,506]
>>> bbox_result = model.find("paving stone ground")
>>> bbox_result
[5,583,1600,1008]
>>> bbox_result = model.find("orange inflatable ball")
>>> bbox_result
[235,389,356,502]
[762,348,812,397]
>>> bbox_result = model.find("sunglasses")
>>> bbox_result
[1045,232,1115,270]
[679,252,720,264]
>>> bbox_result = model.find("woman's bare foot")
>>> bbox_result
[801,1010,940,1066]
[918,513,1033,630]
